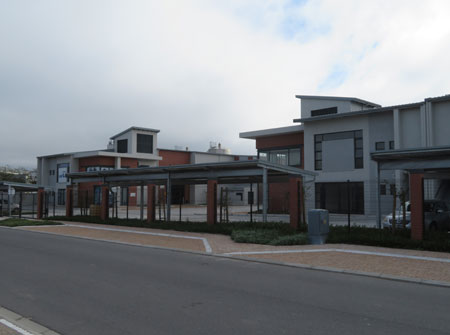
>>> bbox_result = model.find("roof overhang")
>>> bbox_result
[110,126,160,140]
[295,95,381,108]
[67,160,317,186]
[240,125,304,139]
[0,181,50,192]
[371,146,450,172]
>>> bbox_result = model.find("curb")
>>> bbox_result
[0,306,61,335]
[6,225,450,289]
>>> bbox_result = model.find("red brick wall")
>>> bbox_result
[159,150,191,166]
[256,132,303,150]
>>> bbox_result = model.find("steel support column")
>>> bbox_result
[140,183,144,221]
[262,167,268,223]
[166,174,171,222]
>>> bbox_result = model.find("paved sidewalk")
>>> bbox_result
[18,221,450,285]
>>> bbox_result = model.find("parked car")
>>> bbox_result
[383,200,450,231]
[0,198,20,215]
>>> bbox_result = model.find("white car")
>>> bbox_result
[383,200,450,231]
[0,199,20,215]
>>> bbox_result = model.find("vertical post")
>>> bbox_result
[250,183,253,223]
[126,187,129,220]
[32,192,35,218]
[377,163,381,229]
[219,187,223,223]
[347,180,351,233]
[100,185,109,221]
[289,177,301,229]
[262,168,268,223]
[140,184,144,220]
[147,184,155,223]
[166,175,171,222]
[410,173,424,240]
[37,188,44,219]
[8,185,11,217]
[207,179,217,225]
[19,192,23,218]
[179,196,182,222]
[53,191,56,217]
[66,186,73,217]
[0,191,3,217]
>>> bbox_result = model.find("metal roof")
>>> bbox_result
[67,160,317,186]
[0,181,50,192]
[110,126,160,139]
[239,125,303,139]
[295,95,381,108]
[293,101,422,123]
[371,146,450,171]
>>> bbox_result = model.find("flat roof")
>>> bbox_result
[67,160,317,186]
[110,126,160,139]
[240,125,304,139]
[295,95,381,108]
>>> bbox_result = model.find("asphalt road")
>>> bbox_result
[0,227,449,335]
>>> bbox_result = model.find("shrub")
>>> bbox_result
[0,218,61,227]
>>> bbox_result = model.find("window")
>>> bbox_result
[94,186,102,205]
[258,146,302,166]
[315,182,365,214]
[117,139,128,153]
[137,134,153,154]
[311,107,338,117]
[57,163,69,183]
[314,130,363,170]
[375,142,385,151]
[85,166,114,172]
[389,141,395,150]
[289,148,301,166]
[57,189,66,205]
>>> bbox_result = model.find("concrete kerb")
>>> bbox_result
[4,224,450,289]
[0,306,61,335]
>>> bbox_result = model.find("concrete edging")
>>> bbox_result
[0,306,60,335]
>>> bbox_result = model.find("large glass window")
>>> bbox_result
[258,146,302,167]
[314,130,363,170]
[137,134,153,154]
[315,182,365,214]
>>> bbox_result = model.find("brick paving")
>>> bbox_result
[18,222,450,284]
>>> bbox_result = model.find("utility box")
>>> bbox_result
[308,209,329,245]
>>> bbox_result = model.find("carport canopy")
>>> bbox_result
[371,145,450,239]
[67,160,317,224]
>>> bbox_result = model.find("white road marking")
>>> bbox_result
[64,224,213,253]
[0,319,35,335]
[223,248,450,263]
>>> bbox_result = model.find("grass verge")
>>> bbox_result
[0,218,62,227]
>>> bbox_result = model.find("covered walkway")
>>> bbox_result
[64,160,317,228]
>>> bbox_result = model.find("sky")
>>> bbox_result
[1,0,450,168]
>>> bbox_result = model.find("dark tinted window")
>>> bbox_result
[315,182,365,214]
[117,139,128,153]
[389,141,395,150]
[375,142,385,151]
[311,107,338,117]
[137,134,153,154]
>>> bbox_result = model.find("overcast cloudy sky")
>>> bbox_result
[1,0,450,168]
